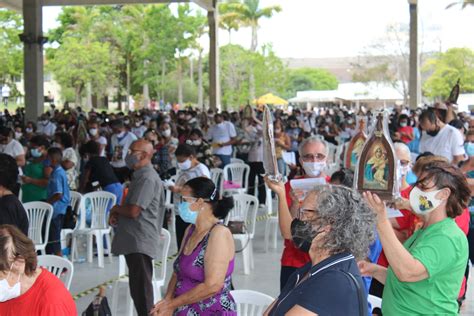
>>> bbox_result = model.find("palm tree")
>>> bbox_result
[227,0,281,52]
[446,0,474,9]
[219,0,241,44]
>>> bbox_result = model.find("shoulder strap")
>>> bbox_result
[339,270,365,316]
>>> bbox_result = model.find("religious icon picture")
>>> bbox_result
[345,116,367,171]
[355,111,398,201]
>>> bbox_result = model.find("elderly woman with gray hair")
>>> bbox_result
[263,184,376,316]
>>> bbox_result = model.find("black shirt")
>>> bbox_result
[85,156,120,189]
[269,253,366,316]
[0,194,29,235]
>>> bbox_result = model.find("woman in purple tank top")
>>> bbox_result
[151,177,237,316]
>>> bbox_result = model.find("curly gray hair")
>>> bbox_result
[305,185,376,260]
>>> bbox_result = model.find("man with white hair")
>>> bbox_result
[266,136,330,290]
[394,142,412,192]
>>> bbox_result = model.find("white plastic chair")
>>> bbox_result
[152,229,171,301]
[264,185,279,252]
[226,194,258,275]
[210,168,224,196]
[24,202,53,255]
[60,191,83,252]
[111,229,171,316]
[230,158,245,164]
[230,290,274,316]
[70,191,116,268]
[368,294,382,312]
[37,255,74,290]
[223,163,250,196]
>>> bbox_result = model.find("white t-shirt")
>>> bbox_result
[132,125,147,138]
[110,131,138,168]
[0,139,24,158]
[2,86,10,97]
[174,162,211,211]
[37,121,57,137]
[419,124,465,162]
[206,121,237,155]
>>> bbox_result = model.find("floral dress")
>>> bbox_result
[173,224,237,315]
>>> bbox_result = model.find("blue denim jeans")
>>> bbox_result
[215,154,231,168]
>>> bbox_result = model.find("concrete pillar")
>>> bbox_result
[23,0,44,123]
[208,1,220,112]
[408,0,421,109]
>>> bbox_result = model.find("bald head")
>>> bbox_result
[128,139,154,169]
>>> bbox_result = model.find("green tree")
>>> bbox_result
[218,0,241,44]
[219,44,287,109]
[285,68,338,97]
[422,47,474,100]
[227,0,281,52]
[0,9,23,90]
[48,37,114,107]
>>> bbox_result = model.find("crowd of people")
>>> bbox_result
[0,101,473,315]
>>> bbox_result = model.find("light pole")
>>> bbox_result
[408,0,421,109]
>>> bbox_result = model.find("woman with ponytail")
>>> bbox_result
[151,177,237,316]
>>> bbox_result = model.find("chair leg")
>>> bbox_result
[264,220,271,253]
[95,232,104,268]
[87,234,93,263]
[105,232,113,263]
[271,221,278,249]
[249,239,255,269]
[111,280,120,315]
[241,240,250,275]
[71,236,77,262]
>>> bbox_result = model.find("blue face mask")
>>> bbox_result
[465,142,474,157]
[178,201,197,224]
[406,169,418,185]
[30,148,42,158]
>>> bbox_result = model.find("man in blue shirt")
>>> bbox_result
[46,147,70,256]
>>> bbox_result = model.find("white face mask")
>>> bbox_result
[14,132,22,140]
[0,264,21,302]
[178,159,192,171]
[409,186,444,215]
[302,161,326,177]
[400,165,410,178]
[162,129,171,138]
[51,142,61,148]
[25,128,33,134]
[400,122,408,127]
[89,128,98,136]
[186,139,202,146]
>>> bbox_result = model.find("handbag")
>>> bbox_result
[82,288,112,316]
[62,205,77,229]
[227,220,245,234]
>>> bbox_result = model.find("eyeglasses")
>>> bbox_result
[400,160,410,167]
[301,153,326,162]
[180,196,198,204]
[297,208,316,220]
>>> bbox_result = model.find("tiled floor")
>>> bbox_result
[70,209,474,315]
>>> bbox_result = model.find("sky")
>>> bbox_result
[42,0,474,58]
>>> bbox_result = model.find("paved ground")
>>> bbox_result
[70,208,474,315]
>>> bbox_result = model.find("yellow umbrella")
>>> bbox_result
[254,93,288,106]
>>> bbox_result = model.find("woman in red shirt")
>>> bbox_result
[0,225,76,316]
[397,114,414,144]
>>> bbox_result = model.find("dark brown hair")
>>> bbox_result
[413,158,470,218]
[0,225,37,276]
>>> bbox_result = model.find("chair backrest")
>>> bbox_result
[210,168,224,195]
[230,290,274,316]
[24,202,53,246]
[153,228,171,282]
[83,191,116,229]
[230,158,245,164]
[227,194,259,236]
[264,184,279,216]
[223,163,250,191]
[368,294,382,311]
[69,191,83,229]
[37,255,74,290]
